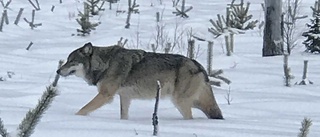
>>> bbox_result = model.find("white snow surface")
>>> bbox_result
[0,0,320,137]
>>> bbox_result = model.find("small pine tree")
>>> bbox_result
[85,0,106,15]
[311,0,320,17]
[228,0,258,30]
[17,86,58,137]
[302,17,320,53]
[298,117,312,137]
[0,118,8,137]
[76,3,100,36]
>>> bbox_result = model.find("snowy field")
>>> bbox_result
[0,0,320,137]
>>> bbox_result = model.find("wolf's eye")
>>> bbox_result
[67,58,75,63]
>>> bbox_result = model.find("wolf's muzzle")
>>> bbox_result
[56,69,61,75]
[56,68,76,77]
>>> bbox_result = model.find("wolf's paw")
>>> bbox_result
[75,111,88,116]
[120,116,129,120]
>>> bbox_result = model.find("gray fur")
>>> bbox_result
[57,42,223,120]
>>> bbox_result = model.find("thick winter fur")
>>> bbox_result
[57,42,223,120]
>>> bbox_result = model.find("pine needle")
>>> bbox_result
[0,118,8,137]
[17,86,58,137]
[298,117,312,137]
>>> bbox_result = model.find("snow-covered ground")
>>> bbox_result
[0,0,319,136]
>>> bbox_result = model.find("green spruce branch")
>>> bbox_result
[76,3,100,36]
[16,60,63,137]
[229,0,258,30]
[298,117,312,137]
[0,118,8,137]
[17,86,58,137]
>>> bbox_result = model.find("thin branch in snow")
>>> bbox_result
[298,117,312,137]
[152,80,161,136]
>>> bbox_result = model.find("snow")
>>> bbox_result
[0,0,320,137]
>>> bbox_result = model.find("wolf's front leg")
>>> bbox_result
[76,93,114,115]
[76,81,119,115]
[119,94,131,119]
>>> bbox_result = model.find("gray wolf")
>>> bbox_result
[57,42,223,120]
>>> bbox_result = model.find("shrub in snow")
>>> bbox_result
[85,0,106,15]
[0,85,58,137]
[311,0,320,17]
[0,118,8,137]
[228,0,258,30]
[16,86,58,137]
[124,0,139,29]
[0,61,62,137]
[76,3,100,36]
[173,0,193,18]
[298,117,312,137]
[208,0,257,56]
[283,0,308,55]
[302,17,320,53]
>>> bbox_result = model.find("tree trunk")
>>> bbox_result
[263,0,283,57]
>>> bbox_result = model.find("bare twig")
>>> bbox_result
[207,41,213,75]
[283,54,294,86]
[53,60,64,87]
[51,5,55,12]
[24,10,42,29]
[7,71,14,78]
[1,0,11,9]
[297,60,313,85]
[26,41,34,50]
[2,9,8,25]
[118,37,128,47]
[14,8,24,25]
[225,35,231,56]
[187,39,195,59]
[153,10,169,51]
[28,0,40,10]
[125,0,139,28]
[209,69,231,85]
[225,86,232,105]
[283,0,307,54]
[152,81,161,136]
[172,0,180,7]
[134,128,139,135]
[0,11,4,32]
[164,43,171,53]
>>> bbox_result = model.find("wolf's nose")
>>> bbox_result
[56,69,61,74]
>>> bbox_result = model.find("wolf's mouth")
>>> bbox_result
[69,70,76,75]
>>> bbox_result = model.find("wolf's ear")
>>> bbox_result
[81,42,93,56]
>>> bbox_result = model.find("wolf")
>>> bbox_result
[57,42,223,120]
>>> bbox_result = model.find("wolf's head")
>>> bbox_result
[57,42,94,79]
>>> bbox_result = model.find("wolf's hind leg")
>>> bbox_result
[119,94,131,120]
